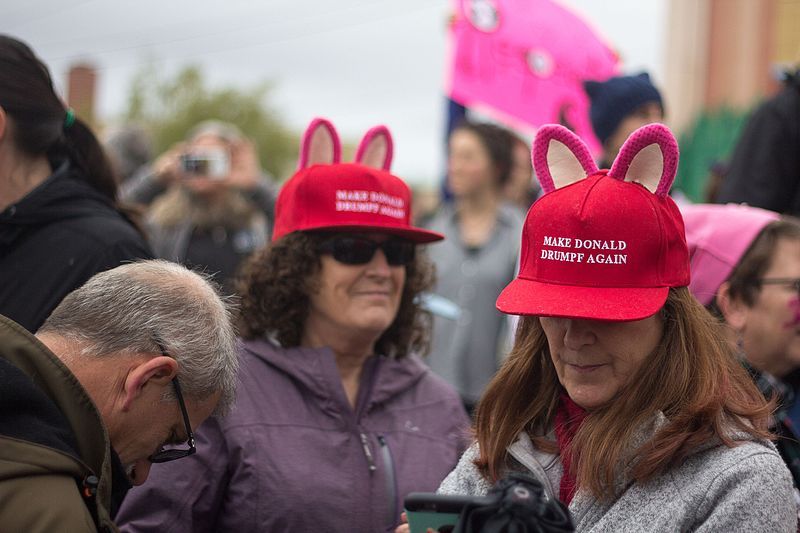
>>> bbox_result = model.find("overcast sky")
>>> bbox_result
[2,0,664,185]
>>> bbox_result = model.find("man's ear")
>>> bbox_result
[121,355,178,411]
[716,281,748,331]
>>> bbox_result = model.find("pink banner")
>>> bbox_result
[447,0,620,152]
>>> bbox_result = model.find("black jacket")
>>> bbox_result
[0,160,152,332]
[717,75,800,214]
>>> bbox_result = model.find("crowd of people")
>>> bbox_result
[2,32,800,532]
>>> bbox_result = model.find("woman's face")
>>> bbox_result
[304,233,406,348]
[737,237,800,378]
[540,313,664,410]
[447,129,497,198]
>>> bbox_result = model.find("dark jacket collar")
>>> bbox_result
[0,315,117,519]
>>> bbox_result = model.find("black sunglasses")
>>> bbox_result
[318,236,415,266]
[148,343,196,464]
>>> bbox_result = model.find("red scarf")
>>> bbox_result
[553,391,588,505]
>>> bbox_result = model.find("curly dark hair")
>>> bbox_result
[236,231,436,358]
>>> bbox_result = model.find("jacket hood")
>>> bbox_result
[240,338,430,411]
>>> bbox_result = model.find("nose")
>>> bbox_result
[563,319,597,350]
[365,247,393,278]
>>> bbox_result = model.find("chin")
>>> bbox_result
[567,389,611,411]
[354,317,394,337]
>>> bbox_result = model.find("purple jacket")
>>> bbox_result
[116,338,470,532]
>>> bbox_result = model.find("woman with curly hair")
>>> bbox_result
[398,124,796,532]
[116,119,470,532]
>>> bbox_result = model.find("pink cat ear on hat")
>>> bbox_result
[355,125,394,171]
[533,125,599,194]
[608,123,679,197]
[298,117,342,170]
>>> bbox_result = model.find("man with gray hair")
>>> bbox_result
[0,259,238,532]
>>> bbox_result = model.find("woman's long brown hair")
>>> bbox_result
[473,287,773,500]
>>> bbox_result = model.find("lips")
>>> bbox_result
[566,363,606,374]
[355,291,392,297]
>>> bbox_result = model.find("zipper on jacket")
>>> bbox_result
[378,435,398,528]
[360,432,377,472]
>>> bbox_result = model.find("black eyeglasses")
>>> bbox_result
[759,278,800,294]
[318,236,415,266]
[148,343,196,464]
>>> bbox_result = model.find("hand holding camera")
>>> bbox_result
[179,147,231,180]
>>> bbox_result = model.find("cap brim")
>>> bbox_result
[304,223,444,244]
[496,277,668,322]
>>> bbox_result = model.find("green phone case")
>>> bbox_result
[406,509,460,533]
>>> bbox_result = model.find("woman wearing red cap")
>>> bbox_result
[116,119,470,532]
[431,125,796,531]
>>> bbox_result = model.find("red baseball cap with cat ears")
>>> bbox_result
[496,123,690,322]
[272,118,443,244]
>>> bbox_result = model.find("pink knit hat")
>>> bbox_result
[680,203,779,306]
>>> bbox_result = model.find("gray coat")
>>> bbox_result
[423,202,525,403]
[439,415,797,532]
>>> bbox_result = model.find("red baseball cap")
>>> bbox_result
[496,123,690,321]
[272,118,443,244]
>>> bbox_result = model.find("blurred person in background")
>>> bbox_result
[503,132,540,210]
[422,124,795,533]
[423,120,525,413]
[121,120,276,293]
[116,118,469,532]
[0,34,152,333]
[584,72,664,168]
[682,203,800,509]
[103,123,154,185]
[716,65,800,215]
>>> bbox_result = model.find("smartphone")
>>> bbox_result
[404,493,494,533]
[180,148,230,179]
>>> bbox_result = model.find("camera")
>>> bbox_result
[179,148,230,179]
[405,473,574,533]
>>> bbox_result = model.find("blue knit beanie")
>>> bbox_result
[584,72,663,145]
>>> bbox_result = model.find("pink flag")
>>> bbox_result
[447,0,620,152]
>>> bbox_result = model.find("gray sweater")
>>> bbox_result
[439,418,797,532]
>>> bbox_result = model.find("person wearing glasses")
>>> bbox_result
[681,202,800,512]
[0,260,238,532]
[115,119,470,532]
